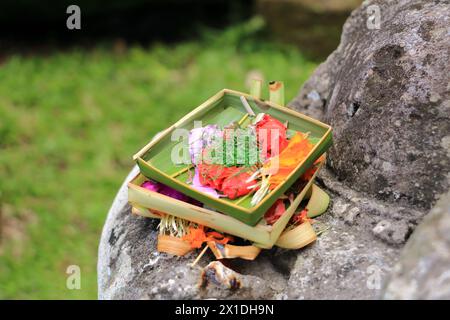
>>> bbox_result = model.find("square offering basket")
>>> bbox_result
[133,82,332,226]
[128,160,326,249]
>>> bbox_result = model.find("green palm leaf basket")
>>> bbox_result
[133,80,332,226]
[128,159,327,249]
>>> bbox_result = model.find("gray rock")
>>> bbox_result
[290,62,332,118]
[318,168,420,246]
[382,192,450,299]
[290,0,450,213]
[98,170,400,299]
[98,167,279,300]
[98,0,450,300]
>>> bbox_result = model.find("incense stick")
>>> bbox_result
[171,165,194,178]
[240,95,256,116]
[190,245,209,267]
[237,113,249,126]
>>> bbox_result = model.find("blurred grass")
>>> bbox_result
[0,19,318,299]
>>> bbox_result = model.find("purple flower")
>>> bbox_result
[141,180,160,192]
[140,180,202,206]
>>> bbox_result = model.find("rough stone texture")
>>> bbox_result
[98,0,450,300]
[98,167,279,300]
[382,191,450,299]
[290,0,450,214]
[98,169,400,299]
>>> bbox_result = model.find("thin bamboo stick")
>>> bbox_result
[237,113,249,126]
[170,164,194,178]
[190,245,209,267]
[240,96,256,116]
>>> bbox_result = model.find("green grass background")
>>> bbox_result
[0,20,318,299]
